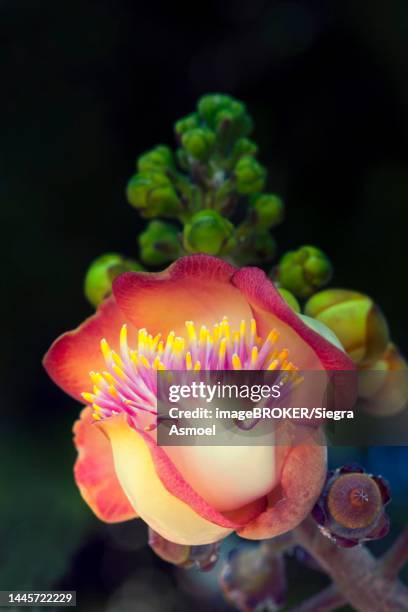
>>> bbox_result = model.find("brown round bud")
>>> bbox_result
[327,472,382,530]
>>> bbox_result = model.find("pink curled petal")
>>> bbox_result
[238,432,327,540]
[232,267,354,371]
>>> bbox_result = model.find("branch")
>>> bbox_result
[294,517,408,612]
[382,527,408,579]
[290,584,345,612]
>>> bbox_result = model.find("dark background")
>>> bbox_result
[1,1,408,610]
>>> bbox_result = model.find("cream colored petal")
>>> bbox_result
[99,416,233,545]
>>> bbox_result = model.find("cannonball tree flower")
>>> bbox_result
[43,255,355,546]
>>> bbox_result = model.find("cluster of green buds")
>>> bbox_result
[273,245,333,299]
[125,93,285,268]
[86,94,345,307]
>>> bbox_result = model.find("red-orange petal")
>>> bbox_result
[112,254,252,337]
[73,407,137,523]
[43,297,137,401]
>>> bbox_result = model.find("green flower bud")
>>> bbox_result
[251,231,277,261]
[234,156,266,194]
[235,231,277,265]
[174,113,199,136]
[181,127,215,161]
[197,94,234,125]
[198,94,253,137]
[250,193,284,229]
[277,245,333,298]
[304,289,389,364]
[278,288,301,313]
[183,210,235,255]
[127,172,181,218]
[84,253,143,307]
[137,145,174,173]
[359,343,408,416]
[139,220,182,266]
[232,137,258,159]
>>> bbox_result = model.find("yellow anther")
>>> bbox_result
[186,321,197,342]
[130,351,139,366]
[219,337,227,360]
[173,337,185,353]
[221,317,231,340]
[113,364,126,379]
[81,392,95,404]
[92,413,101,420]
[251,346,258,366]
[140,355,151,369]
[112,352,124,368]
[232,353,242,370]
[278,349,289,363]
[212,324,220,343]
[108,385,118,398]
[240,319,246,337]
[165,331,175,351]
[137,328,147,351]
[151,333,161,351]
[100,338,111,361]
[267,329,279,344]
[250,318,257,337]
[152,356,161,370]
[268,359,279,371]
[90,371,106,388]
[185,351,192,370]
[194,361,201,371]
[102,371,116,386]
[199,326,208,344]
[120,324,128,351]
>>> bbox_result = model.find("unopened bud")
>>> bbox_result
[127,172,181,218]
[84,253,142,307]
[358,343,408,416]
[137,145,174,173]
[250,193,284,229]
[183,210,235,255]
[277,246,332,299]
[174,113,199,137]
[198,94,253,145]
[139,220,182,266]
[234,156,266,194]
[304,289,389,364]
[148,528,219,571]
[312,464,390,548]
[181,127,215,161]
[220,546,286,611]
[232,137,258,160]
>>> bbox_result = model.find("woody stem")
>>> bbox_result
[293,517,408,612]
